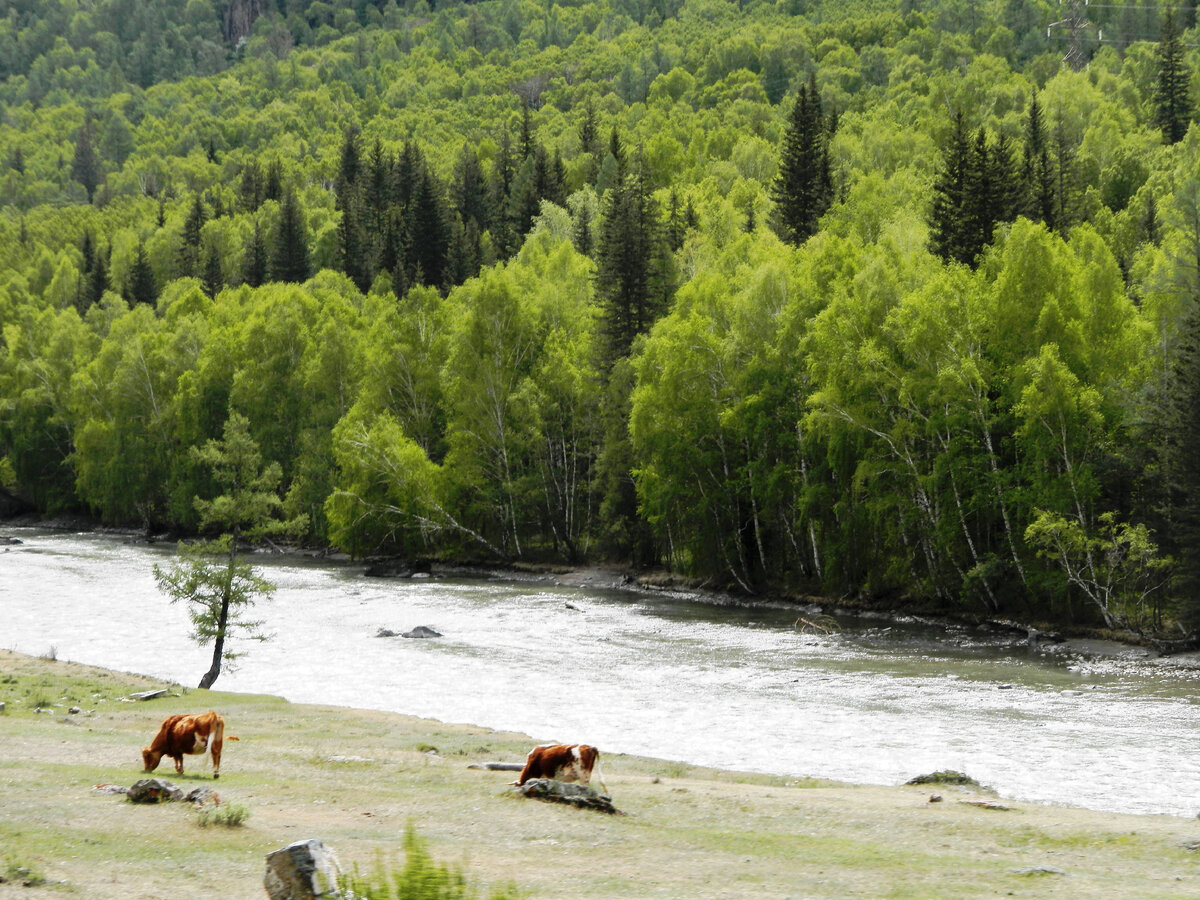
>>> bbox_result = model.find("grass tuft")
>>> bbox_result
[340,827,520,900]
[196,801,250,828]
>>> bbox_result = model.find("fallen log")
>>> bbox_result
[468,762,523,771]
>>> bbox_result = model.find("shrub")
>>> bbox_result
[196,801,250,827]
[340,826,519,900]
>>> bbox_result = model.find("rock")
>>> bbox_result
[1013,866,1066,876]
[0,536,22,546]
[402,626,442,639]
[364,558,432,578]
[374,628,397,638]
[513,778,620,814]
[184,787,220,807]
[68,706,81,714]
[906,770,979,787]
[263,839,342,900]
[127,778,184,803]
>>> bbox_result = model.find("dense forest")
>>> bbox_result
[3,0,1200,635]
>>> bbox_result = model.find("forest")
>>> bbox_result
[2,0,1200,635]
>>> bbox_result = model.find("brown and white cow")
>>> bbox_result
[141,710,235,779]
[514,743,608,794]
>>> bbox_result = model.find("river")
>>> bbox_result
[3,529,1199,818]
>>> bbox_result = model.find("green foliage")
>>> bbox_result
[340,827,520,900]
[3,0,1200,631]
[195,801,251,828]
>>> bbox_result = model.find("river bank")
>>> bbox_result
[1,649,1198,899]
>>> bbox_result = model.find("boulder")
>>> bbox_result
[127,778,184,803]
[263,839,342,900]
[402,626,442,639]
[513,778,619,814]
[364,558,432,578]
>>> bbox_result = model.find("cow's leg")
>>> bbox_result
[173,755,184,775]
[210,719,223,779]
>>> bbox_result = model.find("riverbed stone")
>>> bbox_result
[263,838,342,899]
[402,625,442,638]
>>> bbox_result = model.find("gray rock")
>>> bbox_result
[127,778,184,803]
[263,839,342,900]
[513,778,619,814]
[402,626,442,639]
[1013,866,1067,876]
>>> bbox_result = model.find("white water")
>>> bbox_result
[3,530,1200,817]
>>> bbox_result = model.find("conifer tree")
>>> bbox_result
[1165,300,1200,625]
[83,246,109,311]
[179,194,207,278]
[202,241,224,298]
[71,115,101,203]
[242,222,269,288]
[595,162,672,366]
[1022,95,1056,229]
[409,170,448,289]
[270,190,310,283]
[771,73,834,246]
[1155,7,1193,145]
[929,111,972,264]
[578,96,599,157]
[127,242,157,306]
[239,160,264,212]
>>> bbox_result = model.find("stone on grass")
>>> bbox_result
[513,778,619,814]
[263,839,342,900]
[402,626,442,638]
[127,778,184,803]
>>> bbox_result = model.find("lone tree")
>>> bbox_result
[153,411,305,689]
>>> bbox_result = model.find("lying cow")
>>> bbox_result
[142,710,235,779]
[514,743,608,795]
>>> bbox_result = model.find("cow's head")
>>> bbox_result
[142,746,162,772]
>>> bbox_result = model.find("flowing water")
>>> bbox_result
[3,529,1199,817]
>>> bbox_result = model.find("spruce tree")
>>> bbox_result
[179,194,207,278]
[202,241,224,299]
[84,247,109,310]
[1022,95,1057,229]
[127,242,157,306]
[1155,7,1193,145]
[578,97,599,157]
[595,162,672,366]
[929,111,973,264]
[1165,299,1200,626]
[270,191,310,283]
[770,73,834,247]
[242,222,269,288]
[71,115,101,203]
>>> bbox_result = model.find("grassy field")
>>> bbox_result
[1,648,1197,899]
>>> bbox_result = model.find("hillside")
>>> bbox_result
[3,0,1200,633]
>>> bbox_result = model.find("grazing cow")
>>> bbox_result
[141,710,235,779]
[515,743,608,794]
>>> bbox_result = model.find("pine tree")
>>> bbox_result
[71,115,101,203]
[239,160,264,212]
[595,163,672,366]
[179,194,207,278]
[770,73,834,246]
[242,222,269,288]
[578,96,599,157]
[929,111,973,264]
[202,241,224,299]
[127,242,157,306]
[1165,300,1200,626]
[1155,7,1193,145]
[410,170,449,289]
[270,191,310,283]
[519,101,535,159]
[1022,95,1056,229]
[84,247,110,310]
[452,142,488,234]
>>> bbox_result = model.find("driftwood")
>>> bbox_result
[468,762,524,771]
[126,689,168,702]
